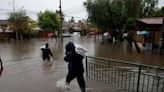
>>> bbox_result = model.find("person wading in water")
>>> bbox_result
[64,42,86,92]
[41,43,53,62]
[0,57,4,77]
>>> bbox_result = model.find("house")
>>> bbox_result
[0,20,9,32]
[134,17,164,50]
[0,20,14,40]
[34,27,56,38]
[34,21,73,38]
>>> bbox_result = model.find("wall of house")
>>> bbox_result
[133,31,142,43]
[38,31,55,38]
[153,31,161,47]
[133,31,162,48]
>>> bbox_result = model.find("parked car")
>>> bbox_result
[62,32,71,37]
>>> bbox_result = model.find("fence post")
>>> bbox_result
[136,66,142,92]
[86,56,88,78]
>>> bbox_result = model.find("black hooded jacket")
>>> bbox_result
[64,42,84,73]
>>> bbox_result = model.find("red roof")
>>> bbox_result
[137,17,164,25]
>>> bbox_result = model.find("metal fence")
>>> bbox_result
[85,56,164,92]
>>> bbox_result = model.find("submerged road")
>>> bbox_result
[0,36,163,92]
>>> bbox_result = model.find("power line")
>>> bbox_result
[64,9,85,12]
[64,15,87,19]
[0,8,87,20]
[63,6,85,12]
[0,8,86,14]
[64,10,86,14]
[0,9,12,11]
[0,11,87,16]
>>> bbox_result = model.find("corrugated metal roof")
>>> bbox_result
[137,17,164,25]
[0,20,9,25]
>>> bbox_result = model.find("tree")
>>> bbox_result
[84,0,139,38]
[140,0,159,17]
[37,10,60,32]
[8,10,34,39]
[84,0,114,35]
[84,0,159,33]
[160,7,164,16]
[151,7,164,17]
[84,0,142,52]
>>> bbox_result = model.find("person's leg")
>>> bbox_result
[77,73,86,92]
[66,71,76,84]
[43,56,50,63]
[42,56,46,60]
[47,56,50,61]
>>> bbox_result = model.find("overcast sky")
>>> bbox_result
[0,0,164,21]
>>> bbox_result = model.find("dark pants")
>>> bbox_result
[42,55,50,61]
[66,71,85,92]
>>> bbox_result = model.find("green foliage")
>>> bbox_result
[84,0,159,34]
[151,7,164,17]
[125,17,136,31]
[84,0,113,32]
[159,7,164,16]
[8,10,35,39]
[140,0,158,17]
[37,10,60,32]
[84,0,138,34]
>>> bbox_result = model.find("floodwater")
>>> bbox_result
[0,35,164,92]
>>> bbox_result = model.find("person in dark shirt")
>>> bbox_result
[64,42,86,92]
[41,43,53,61]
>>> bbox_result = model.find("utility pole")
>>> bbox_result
[13,0,15,12]
[59,0,63,40]
[13,0,18,40]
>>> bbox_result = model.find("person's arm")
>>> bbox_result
[49,49,53,56]
[64,53,71,62]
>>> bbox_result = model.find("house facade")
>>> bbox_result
[134,17,164,50]
[0,20,14,40]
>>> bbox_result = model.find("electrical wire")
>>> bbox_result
[0,7,88,20]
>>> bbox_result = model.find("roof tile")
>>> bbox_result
[137,17,164,25]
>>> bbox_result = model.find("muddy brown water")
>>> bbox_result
[0,35,164,92]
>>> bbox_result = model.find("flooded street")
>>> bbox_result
[0,35,164,92]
